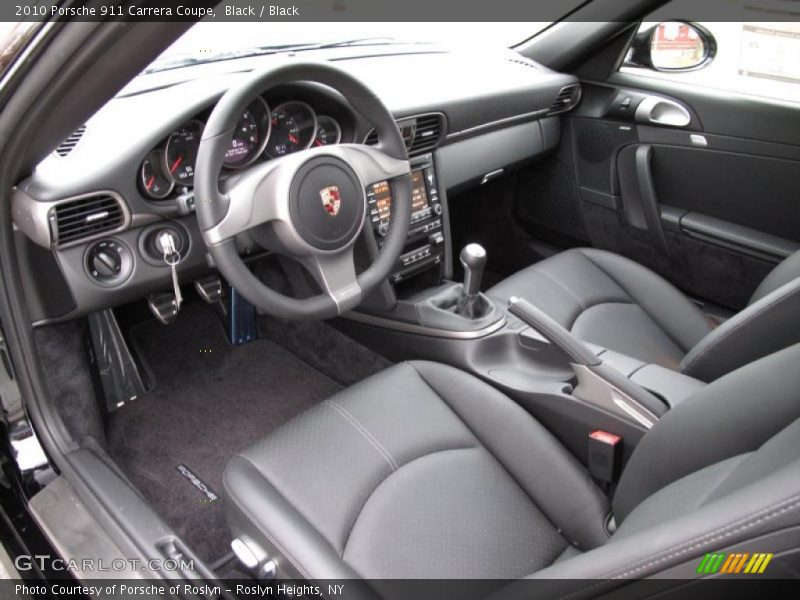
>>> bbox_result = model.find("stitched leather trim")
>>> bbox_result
[681,279,800,375]
[326,399,398,471]
[555,493,800,600]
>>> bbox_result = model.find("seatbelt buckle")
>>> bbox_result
[588,430,621,483]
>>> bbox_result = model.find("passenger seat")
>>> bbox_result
[487,247,800,382]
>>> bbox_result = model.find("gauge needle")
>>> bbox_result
[288,134,298,145]
[169,155,183,174]
[314,139,322,147]
[146,175,156,190]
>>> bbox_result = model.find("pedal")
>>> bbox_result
[148,293,179,325]
[194,276,223,304]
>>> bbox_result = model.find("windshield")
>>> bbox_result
[147,22,553,73]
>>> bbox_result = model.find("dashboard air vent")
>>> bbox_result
[506,57,543,71]
[52,194,124,244]
[408,114,444,156]
[364,113,445,157]
[54,125,86,157]
[548,84,582,115]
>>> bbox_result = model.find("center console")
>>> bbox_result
[367,153,446,284]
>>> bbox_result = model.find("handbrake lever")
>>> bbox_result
[508,296,666,429]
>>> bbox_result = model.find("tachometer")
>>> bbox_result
[163,119,204,186]
[139,150,174,200]
[266,101,316,157]
[224,97,271,169]
[313,115,342,147]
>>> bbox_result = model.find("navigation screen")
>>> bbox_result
[370,170,429,224]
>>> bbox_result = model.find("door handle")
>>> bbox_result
[635,96,691,127]
[617,144,671,255]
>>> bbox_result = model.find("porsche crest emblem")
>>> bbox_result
[319,185,341,216]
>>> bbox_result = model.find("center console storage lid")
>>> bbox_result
[630,364,706,409]
[595,347,706,408]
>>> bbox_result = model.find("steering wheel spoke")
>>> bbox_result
[302,247,362,313]
[205,160,286,245]
[329,143,410,186]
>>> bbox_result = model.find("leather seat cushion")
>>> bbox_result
[487,248,714,370]
[224,361,609,581]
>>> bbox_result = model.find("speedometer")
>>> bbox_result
[163,119,204,186]
[265,101,317,158]
[224,97,270,169]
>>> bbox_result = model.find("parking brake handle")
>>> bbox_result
[508,296,666,428]
[508,296,600,366]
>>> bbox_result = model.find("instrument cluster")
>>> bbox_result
[138,97,345,201]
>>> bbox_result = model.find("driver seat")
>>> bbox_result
[223,346,800,594]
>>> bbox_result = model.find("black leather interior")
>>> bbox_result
[224,346,800,588]
[224,361,609,582]
[488,247,800,381]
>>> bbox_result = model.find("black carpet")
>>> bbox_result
[107,302,343,563]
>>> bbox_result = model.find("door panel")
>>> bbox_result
[535,79,800,310]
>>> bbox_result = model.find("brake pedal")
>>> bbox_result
[194,276,223,304]
[148,292,179,324]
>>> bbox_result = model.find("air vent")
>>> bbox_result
[548,84,582,115]
[364,113,445,157]
[408,114,444,155]
[506,57,543,71]
[54,125,86,157]
[51,194,124,245]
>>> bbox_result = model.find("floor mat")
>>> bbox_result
[107,302,342,563]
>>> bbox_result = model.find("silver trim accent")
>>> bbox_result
[571,364,657,429]
[690,134,708,147]
[481,168,504,185]
[231,539,259,570]
[445,109,549,141]
[635,96,691,128]
[11,188,132,249]
[343,310,506,340]
[84,211,109,223]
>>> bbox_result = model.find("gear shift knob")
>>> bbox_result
[460,243,487,297]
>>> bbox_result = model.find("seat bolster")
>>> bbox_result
[750,249,800,304]
[614,344,800,522]
[501,459,800,591]
[577,248,712,353]
[410,360,610,550]
[681,278,800,382]
[223,455,364,583]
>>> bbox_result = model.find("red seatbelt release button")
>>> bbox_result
[588,430,622,482]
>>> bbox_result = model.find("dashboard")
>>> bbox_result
[12,46,579,324]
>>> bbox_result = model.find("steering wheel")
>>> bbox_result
[194,62,412,319]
